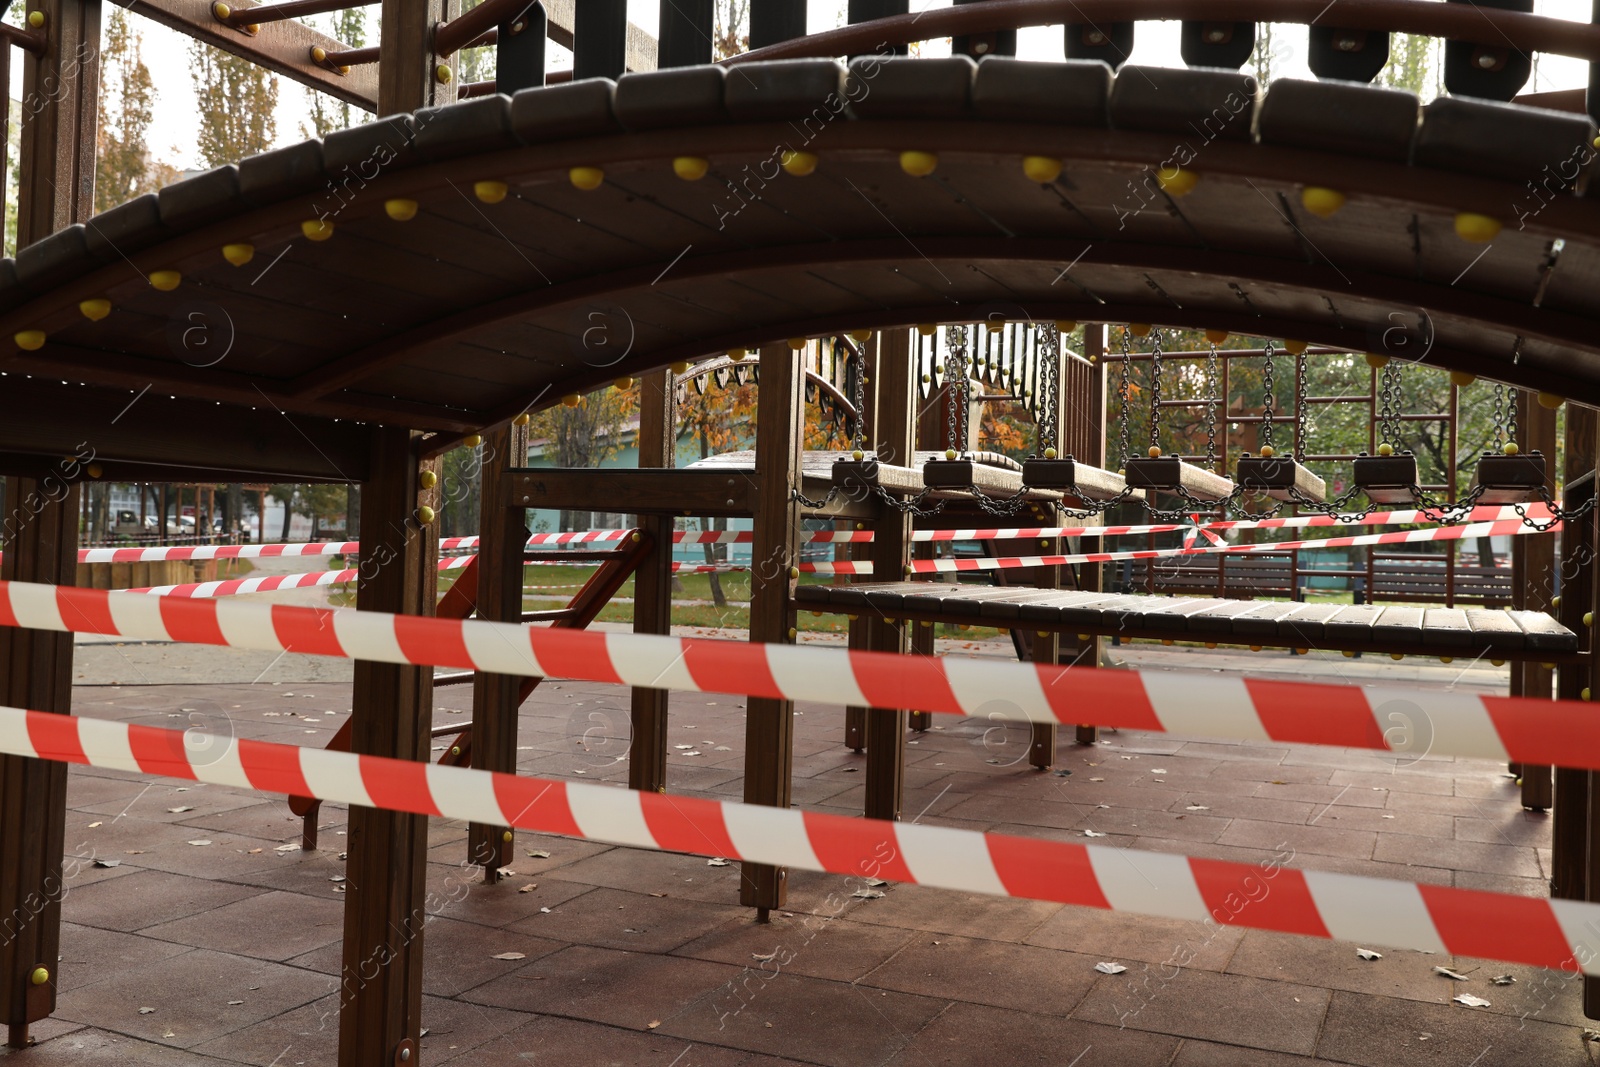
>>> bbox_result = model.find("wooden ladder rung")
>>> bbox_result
[524,607,580,623]
[430,722,470,737]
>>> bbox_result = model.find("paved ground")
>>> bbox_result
[10,564,1589,1064]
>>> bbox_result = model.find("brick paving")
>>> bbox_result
[5,626,1592,1065]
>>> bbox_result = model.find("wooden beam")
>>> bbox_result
[501,468,757,517]
[467,424,530,881]
[544,0,654,73]
[629,370,676,793]
[117,0,379,112]
[864,329,914,822]
[340,427,438,1067]
[379,0,455,116]
[1074,325,1107,745]
[658,0,711,66]
[0,376,370,482]
[574,0,627,80]
[740,341,803,917]
[1514,390,1557,811]
[1553,403,1595,903]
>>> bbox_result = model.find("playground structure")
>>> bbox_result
[4,0,1600,1063]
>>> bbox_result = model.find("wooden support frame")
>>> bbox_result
[1513,391,1557,811]
[740,341,804,917]
[467,424,530,881]
[864,329,915,822]
[630,370,676,794]
[1553,417,1594,903]
[379,0,456,115]
[502,468,759,517]
[339,428,439,1066]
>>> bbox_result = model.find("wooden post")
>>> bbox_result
[659,0,712,66]
[864,330,914,821]
[1555,404,1596,901]
[1,1,100,1046]
[740,342,804,918]
[379,0,456,116]
[574,0,628,80]
[1514,390,1558,811]
[468,424,530,880]
[630,371,676,793]
[844,336,881,752]
[339,429,438,1066]
[1075,324,1108,745]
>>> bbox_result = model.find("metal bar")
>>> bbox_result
[574,0,627,80]
[726,0,1600,66]
[659,0,711,66]
[751,0,807,48]
[435,0,532,56]
[218,0,358,29]
[0,21,46,52]
[323,43,379,65]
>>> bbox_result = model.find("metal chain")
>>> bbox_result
[944,325,967,455]
[851,337,867,455]
[1204,342,1219,471]
[1489,382,1505,451]
[1377,361,1400,449]
[1259,340,1276,452]
[1148,329,1163,455]
[1118,329,1134,469]
[1295,352,1309,462]
[1507,387,1519,444]
[1039,322,1060,456]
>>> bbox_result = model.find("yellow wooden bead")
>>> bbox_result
[788,567,799,579]
[1259,445,1275,459]
[418,505,436,524]
[149,270,182,291]
[613,376,634,390]
[514,413,531,426]
[1440,656,1453,664]
[1449,370,1475,387]
[1022,155,1062,183]
[1297,648,1309,656]
[385,198,419,221]
[781,150,818,176]
[728,348,747,361]
[222,242,255,266]
[1044,447,1058,459]
[1147,446,1161,458]
[1162,639,1174,646]
[1364,352,1389,369]
[848,329,872,342]
[302,219,334,241]
[1205,642,1217,649]
[1078,634,1090,641]
[1056,320,1077,333]
[1492,659,1505,667]
[673,156,709,181]
[1250,645,1262,652]
[450,745,460,755]
[1584,688,1594,701]
[1503,442,1519,456]
[26,10,44,27]
[899,150,938,177]
[852,450,864,461]
[310,45,327,62]
[1300,187,1345,218]
[670,361,692,375]
[1342,650,1355,658]
[14,330,45,351]
[1282,339,1307,355]
[916,323,937,336]
[435,63,452,84]
[947,449,959,460]
[474,181,508,204]
[502,830,514,842]
[1157,167,1198,197]
[1391,653,1404,661]
[464,434,482,447]
[1454,212,1501,243]
[1204,329,1228,344]
[79,298,111,322]
[1584,612,1593,627]
[787,338,807,350]
[1377,442,1394,457]
[1538,392,1565,409]
[419,470,438,489]
[1543,662,1556,670]
[561,394,581,407]
[569,166,605,191]
[1128,323,1152,338]
[29,967,47,985]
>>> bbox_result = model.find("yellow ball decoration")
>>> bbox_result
[1448,370,1475,388]
[149,270,182,291]
[1259,445,1275,458]
[14,330,45,351]
[302,219,334,241]
[899,150,938,177]
[418,505,436,524]
[419,470,438,489]
[1538,392,1565,409]
[1156,167,1198,197]
[1342,650,1356,658]
[29,967,47,986]
[464,434,482,447]
[474,181,508,204]
[514,412,531,426]
[780,150,818,177]
[1390,653,1404,661]
[1454,212,1501,243]
[434,63,452,84]
[1022,155,1063,183]
[1492,659,1505,667]
[945,449,958,460]
[613,376,634,389]
[561,394,581,407]
[384,198,419,221]
[1585,688,1593,702]
[222,242,255,266]
[26,10,43,28]
[916,323,937,336]
[569,166,605,191]
[1147,446,1161,458]
[1503,442,1520,456]
[1128,323,1152,338]
[1282,339,1307,355]
[310,45,327,63]
[1585,611,1594,627]
[727,348,746,362]
[1440,656,1453,664]
[1300,187,1346,218]
[1552,596,1561,608]
[670,361,692,375]
[79,298,111,322]
[1377,442,1394,456]
[852,449,864,461]
[673,156,710,181]
[848,329,872,342]
[1364,352,1389,369]
[787,337,808,350]
[1250,645,1262,652]
[1205,329,1228,344]
[1044,447,1058,459]
[1056,320,1077,333]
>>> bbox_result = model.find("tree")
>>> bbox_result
[679,371,758,606]
[457,0,497,86]
[1382,33,1436,100]
[191,42,279,168]
[527,383,640,531]
[714,0,749,61]
[96,10,173,214]
[267,484,299,541]
[303,8,371,138]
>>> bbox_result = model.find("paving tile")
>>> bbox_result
[674,914,917,983]
[1167,791,1317,825]
[1315,987,1586,1066]
[1384,790,1495,816]
[882,1000,1181,1067]
[0,1027,229,1064]
[1227,929,1483,1005]
[1453,870,1550,897]
[61,869,262,933]
[860,934,1100,1017]
[1218,816,1377,860]
[1025,905,1243,972]
[140,890,344,961]
[828,882,1061,943]
[1454,812,1552,848]
[54,923,192,995]
[1309,804,1453,838]
[465,1013,758,1066]
[1371,834,1542,878]
[424,860,599,929]
[1072,967,1331,1055]
[504,885,746,954]
[540,845,747,905]
[52,948,335,1050]
[1171,1040,1321,1066]
[659,968,947,1067]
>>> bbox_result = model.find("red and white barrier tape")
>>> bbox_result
[5,703,1596,977]
[3,579,1593,774]
[125,555,475,598]
[78,540,360,564]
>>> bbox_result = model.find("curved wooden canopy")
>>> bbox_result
[1,55,1597,474]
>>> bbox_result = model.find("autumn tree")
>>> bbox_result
[191,42,279,168]
[1382,33,1437,100]
[679,372,758,606]
[527,383,640,531]
[96,10,174,213]
[714,0,749,61]
[303,8,371,137]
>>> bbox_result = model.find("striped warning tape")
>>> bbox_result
[3,579,1593,773]
[4,702,1596,978]
[67,504,1553,562]
[124,555,475,598]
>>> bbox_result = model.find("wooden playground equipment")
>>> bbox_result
[3,0,1600,1062]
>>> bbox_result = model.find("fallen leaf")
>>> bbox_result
[87,821,102,828]
[1357,949,1383,961]
[707,858,730,867]
[227,1000,244,1006]
[1453,994,1491,1008]
[752,952,777,962]
[683,751,702,757]
[138,1007,155,1015]
[167,806,194,814]
[649,892,667,898]
[187,840,212,847]
[647,1020,661,1030]
[526,849,551,859]
[674,744,694,750]
[1089,777,1105,782]
[1083,830,1107,838]
[93,859,120,869]
[274,844,299,853]
[491,952,526,961]
[163,1029,176,1038]
[519,883,538,893]
[1491,974,1516,985]
[1434,966,1470,981]
[1094,962,1127,975]
[865,878,887,887]
[1185,805,1210,811]
[539,907,551,914]
[330,875,346,883]
[248,847,263,854]
[852,889,885,900]
[1151,769,1168,774]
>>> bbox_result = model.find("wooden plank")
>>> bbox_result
[1185,598,1269,635]
[1322,603,1388,645]
[118,0,379,111]
[976,588,1110,624]
[341,427,437,1067]
[378,0,453,116]
[741,342,804,916]
[629,371,675,794]
[1553,403,1596,900]
[1420,608,1475,649]
[1231,601,1315,639]
[503,468,758,517]
[1370,605,1427,646]
[1464,609,1527,656]
[1277,602,1345,646]
[1508,610,1578,653]
[468,422,531,879]
[1129,596,1217,631]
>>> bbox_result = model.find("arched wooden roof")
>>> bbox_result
[1,55,1596,461]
